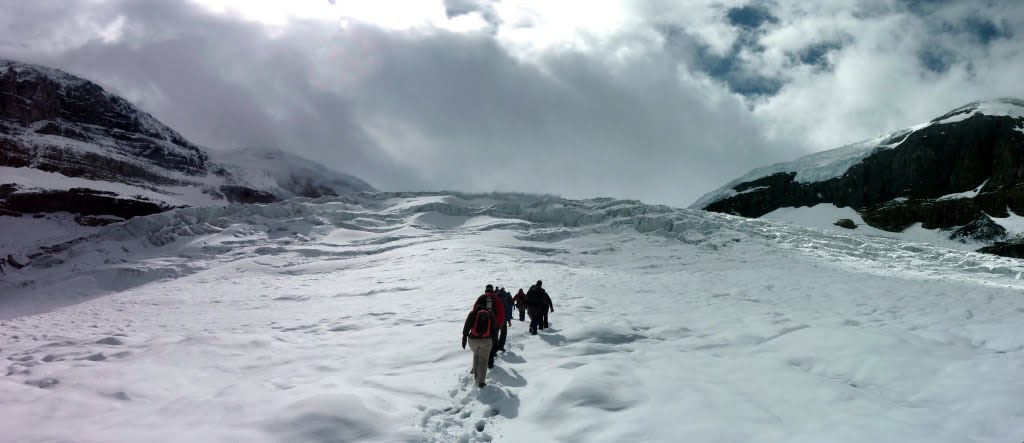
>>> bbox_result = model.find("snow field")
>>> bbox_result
[1,193,1023,442]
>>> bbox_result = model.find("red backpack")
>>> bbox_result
[468,306,491,337]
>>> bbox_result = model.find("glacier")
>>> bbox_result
[1,193,1023,442]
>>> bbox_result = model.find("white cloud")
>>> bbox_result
[1,0,1021,205]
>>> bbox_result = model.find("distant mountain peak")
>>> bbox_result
[0,59,89,89]
[930,97,1024,124]
[0,59,374,235]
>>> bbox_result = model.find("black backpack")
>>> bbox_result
[469,309,493,338]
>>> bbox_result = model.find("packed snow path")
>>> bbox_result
[1,193,1023,442]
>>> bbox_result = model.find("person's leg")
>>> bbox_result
[469,339,485,383]
[497,323,508,352]
[519,308,525,321]
[529,308,539,334]
[543,310,549,329]
[487,336,499,368]
[478,339,493,384]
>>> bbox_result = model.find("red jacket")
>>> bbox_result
[474,291,505,324]
[512,290,526,309]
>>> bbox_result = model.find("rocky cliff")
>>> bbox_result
[0,60,373,226]
[694,99,1024,256]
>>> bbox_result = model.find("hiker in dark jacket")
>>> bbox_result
[540,287,554,329]
[512,289,526,321]
[462,293,500,388]
[473,285,506,367]
[526,281,551,335]
[499,287,514,327]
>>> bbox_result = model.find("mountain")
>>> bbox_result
[0,59,373,232]
[213,147,374,199]
[1,192,1023,441]
[693,98,1024,256]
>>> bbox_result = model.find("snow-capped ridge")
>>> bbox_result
[213,148,375,199]
[690,125,918,209]
[931,98,1024,124]
[0,60,89,89]
[0,59,198,154]
[693,98,1024,210]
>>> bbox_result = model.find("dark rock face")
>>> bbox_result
[0,61,208,176]
[1,188,169,219]
[698,99,1024,258]
[0,60,374,229]
[219,185,278,204]
[977,241,1024,258]
[949,214,1007,242]
[74,215,125,227]
[834,219,857,229]
[704,113,1024,223]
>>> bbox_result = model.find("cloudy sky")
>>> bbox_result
[1,0,1022,206]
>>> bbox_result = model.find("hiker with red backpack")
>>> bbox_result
[463,284,502,387]
[512,288,526,321]
[471,285,506,368]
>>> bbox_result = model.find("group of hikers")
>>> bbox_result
[460,281,554,388]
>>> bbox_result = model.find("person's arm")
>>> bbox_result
[462,312,474,348]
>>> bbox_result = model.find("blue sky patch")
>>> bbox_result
[726,4,779,29]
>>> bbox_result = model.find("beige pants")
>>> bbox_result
[467,338,493,384]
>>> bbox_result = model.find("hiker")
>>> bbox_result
[463,290,499,388]
[512,288,526,321]
[526,281,554,332]
[540,285,554,330]
[499,287,514,328]
[473,285,506,368]
[525,281,545,335]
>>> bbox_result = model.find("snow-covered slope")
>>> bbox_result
[1,193,1023,442]
[213,147,374,198]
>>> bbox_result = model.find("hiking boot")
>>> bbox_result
[477,382,486,388]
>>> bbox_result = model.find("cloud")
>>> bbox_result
[0,0,1021,205]
[744,0,1024,151]
[322,24,785,203]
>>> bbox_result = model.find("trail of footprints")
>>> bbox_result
[4,334,136,399]
[419,331,528,443]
